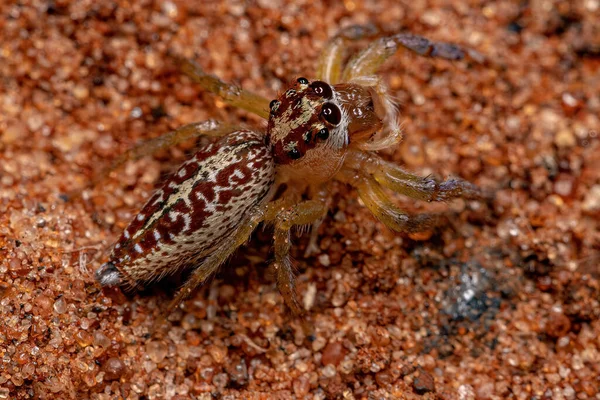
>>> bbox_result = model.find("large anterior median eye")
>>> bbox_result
[310,81,333,99]
[321,102,342,125]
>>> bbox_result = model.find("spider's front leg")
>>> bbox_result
[303,184,330,258]
[266,199,329,314]
[342,32,486,81]
[337,169,439,233]
[316,24,380,84]
[345,150,489,202]
[175,57,271,119]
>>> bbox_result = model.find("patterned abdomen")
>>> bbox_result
[95,130,275,288]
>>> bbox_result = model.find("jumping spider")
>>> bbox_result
[95,25,487,313]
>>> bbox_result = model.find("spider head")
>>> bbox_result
[266,78,349,170]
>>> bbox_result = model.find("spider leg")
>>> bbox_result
[176,57,271,119]
[69,121,240,198]
[342,33,485,82]
[345,150,489,202]
[304,184,330,257]
[316,24,379,84]
[303,219,323,258]
[266,199,329,314]
[337,168,439,233]
[166,204,268,312]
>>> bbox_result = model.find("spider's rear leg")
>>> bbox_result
[267,200,329,314]
[342,32,486,81]
[345,150,491,203]
[68,121,239,198]
[176,57,271,119]
[316,24,379,84]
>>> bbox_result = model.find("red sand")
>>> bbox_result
[1,1,599,399]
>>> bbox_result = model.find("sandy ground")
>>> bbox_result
[1,0,599,399]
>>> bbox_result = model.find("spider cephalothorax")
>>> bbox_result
[266,78,349,183]
[95,26,488,314]
[267,77,394,184]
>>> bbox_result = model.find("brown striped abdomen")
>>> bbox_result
[96,130,275,288]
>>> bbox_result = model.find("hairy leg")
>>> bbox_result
[345,150,488,202]
[267,200,329,313]
[337,169,439,233]
[176,57,271,119]
[342,33,485,82]
[166,204,269,312]
[316,24,379,84]
[303,184,330,257]
[71,121,239,198]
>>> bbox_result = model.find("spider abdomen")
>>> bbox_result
[96,130,275,288]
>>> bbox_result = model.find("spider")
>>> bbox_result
[94,25,488,314]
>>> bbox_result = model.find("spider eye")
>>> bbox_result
[317,127,329,140]
[310,81,333,99]
[269,99,280,113]
[297,77,309,85]
[321,103,342,125]
[288,147,302,160]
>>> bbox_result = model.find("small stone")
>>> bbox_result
[554,129,576,148]
[93,331,111,348]
[26,114,44,132]
[322,364,337,378]
[420,10,441,26]
[293,375,310,397]
[227,358,248,385]
[212,373,229,389]
[207,344,228,364]
[413,370,435,394]
[53,297,67,314]
[148,383,163,399]
[34,295,53,317]
[146,341,168,363]
[303,282,317,311]
[375,370,393,386]
[73,85,89,100]
[321,341,345,366]
[582,185,600,212]
[11,373,24,387]
[162,1,178,18]
[400,135,425,167]
[103,357,125,381]
[562,92,578,107]
[75,330,93,347]
[312,336,326,352]
[318,254,330,266]
[458,384,475,400]
[546,311,571,338]
[563,385,575,400]
[2,122,25,144]
[553,173,574,197]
